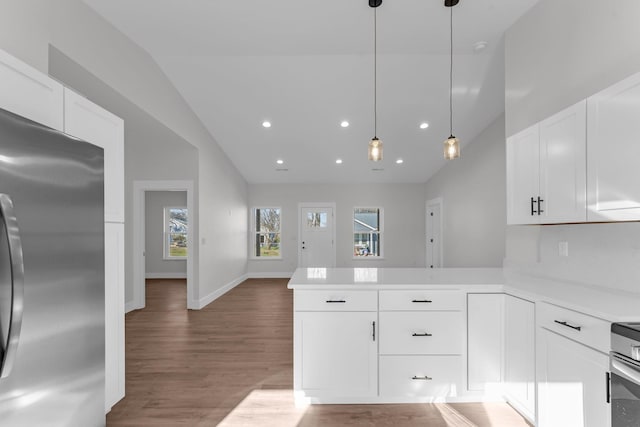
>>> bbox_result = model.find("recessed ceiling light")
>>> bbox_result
[419,122,429,129]
[336,159,343,164]
[340,121,349,128]
[473,41,488,53]
[262,121,271,128]
[396,159,404,164]
[276,159,284,165]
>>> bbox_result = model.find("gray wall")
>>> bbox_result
[504,0,640,293]
[145,191,187,278]
[248,184,427,275]
[424,115,506,267]
[0,0,249,306]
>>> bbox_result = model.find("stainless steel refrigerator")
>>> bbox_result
[0,107,105,426]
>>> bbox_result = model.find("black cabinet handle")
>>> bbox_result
[325,300,346,303]
[412,299,432,303]
[554,320,581,331]
[606,372,611,404]
[412,332,433,337]
[412,375,432,380]
[531,197,537,215]
[538,196,544,215]
[372,321,376,342]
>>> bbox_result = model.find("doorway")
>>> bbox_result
[133,180,196,310]
[298,203,336,268]
[426,198,443,268]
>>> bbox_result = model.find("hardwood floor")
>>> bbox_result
[106,278,532,426]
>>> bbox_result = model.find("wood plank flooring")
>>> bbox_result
[106,278,532,427]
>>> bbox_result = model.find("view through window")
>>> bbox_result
[253,207,281,258]
[353,207,382,257]
[165,207,188,258]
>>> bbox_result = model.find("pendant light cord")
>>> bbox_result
[374,7,378,138]
[449,6,453,137]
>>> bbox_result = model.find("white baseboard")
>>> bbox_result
[197,273,249,309]
[246,272,293,279]
[145,272,187,279]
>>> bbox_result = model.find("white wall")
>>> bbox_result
[424,115,506,267]
[145,191,187,278]
[0,0,249,306]
[248,184,427,275]
[504,0,640,294]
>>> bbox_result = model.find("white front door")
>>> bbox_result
[426,198,442,268]
[299,204,336,268]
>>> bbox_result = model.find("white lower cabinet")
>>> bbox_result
[379,355,462,398]
[467,294,504,393]
[536,303,611,427]
[294,297,377,400]
[503,295,535,423]
[379,311,463,355]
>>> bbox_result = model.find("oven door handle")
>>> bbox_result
[611,353,640,385]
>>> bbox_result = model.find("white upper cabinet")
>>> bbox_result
[506,100,587,224]
[587,71,640,221]
[0,49,64,131]
[64,88,124,223]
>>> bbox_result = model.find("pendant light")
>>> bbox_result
[368,0,383,161]
[444,0,460,160]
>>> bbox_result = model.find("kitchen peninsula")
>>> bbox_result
[288,267,640,425]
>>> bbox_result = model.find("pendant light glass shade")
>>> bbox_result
[368,137,383,161]
[443,135,460,160]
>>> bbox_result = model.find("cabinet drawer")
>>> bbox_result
[380,355,463,398]
[537,302,610,353]
[379,290,463,311]
[379,312,463,355]
[294,290,377,311]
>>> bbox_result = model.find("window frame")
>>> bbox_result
[352,206,384,259]
[250,206,283,260]
[163,206,188,260]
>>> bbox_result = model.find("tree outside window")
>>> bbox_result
[353,207,382,257]
[164,207,188,259]
[253,207,281,258]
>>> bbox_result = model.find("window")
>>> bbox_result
[252,207,281,258]
[164,207,188,259]
[353,207,382,257]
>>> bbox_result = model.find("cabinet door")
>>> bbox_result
[105,223,125,411]
[467,294,504,392]
[295,311,377,398]
[0,49,63,130]
[506,124,540,224]
[587,71,640,221]
[64,88,124,223]
[539,100,587,224]
[504,295,535,423]
[537,328,610,427]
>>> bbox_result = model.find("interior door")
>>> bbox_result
[299,205,335,268]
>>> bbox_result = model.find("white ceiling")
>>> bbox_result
[82,0,539,184]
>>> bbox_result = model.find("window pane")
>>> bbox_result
[354,208,379,232]
[169,232,187,257]
[258,232,281,257]
[306,211,327,228]
[257,208,281,233]
[254,208,281,257]
[166,207,188,258]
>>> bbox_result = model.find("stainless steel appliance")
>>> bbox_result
[611,322,640,427]
[0,107,105,426]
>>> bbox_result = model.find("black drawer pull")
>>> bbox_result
[412,299,433,303]
[412,375,432,381]
[554,320,581,331]
[412,332,433,337]
[325,300,346,303]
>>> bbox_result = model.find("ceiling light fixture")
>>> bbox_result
[396,159,404,164]
[444,0,460,160]
[262,121,271,128]
[336,159,343,164]
[368,0,383,162]
[341,121,350,128]
[276,159,284,165]
[420,122,429,129]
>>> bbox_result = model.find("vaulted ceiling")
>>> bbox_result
[82,0,539,184]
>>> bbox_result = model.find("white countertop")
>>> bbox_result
[288,267,640,323]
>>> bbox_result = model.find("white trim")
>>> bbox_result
[298,202,337,268]
[145,272,188,279]
[426,197,444,268]
[196,273,248,309]
[133,180,197,310]
[246,272,293,279]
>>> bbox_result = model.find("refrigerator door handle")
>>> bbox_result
[0,193,24,379]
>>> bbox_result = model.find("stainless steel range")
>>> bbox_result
[611,322,640,427]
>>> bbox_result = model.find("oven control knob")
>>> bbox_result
[633,345,640,361]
